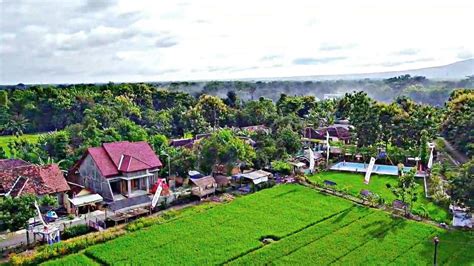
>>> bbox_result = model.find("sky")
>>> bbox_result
[0,0,473,84]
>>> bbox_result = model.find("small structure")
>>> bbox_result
[289,161,307,174]
[239,170,272,185]
[240,125,270,134]
[323,180,337,187]
[189,176,217,198]
[452,212,473,228]
[67,190,103,215]
[169,138,194,148]
[0,159,70,208]
[214,174,231,191]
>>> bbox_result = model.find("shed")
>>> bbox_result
[239,170,272,185]
[214,175,231,187]
[189,176,217,198]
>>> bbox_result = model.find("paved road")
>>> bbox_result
[0,211,105,251]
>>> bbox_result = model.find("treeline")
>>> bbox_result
[0,83,472,173]
[2,75,473,106]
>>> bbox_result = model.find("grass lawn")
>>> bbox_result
[40,184,472,265]
[307,171,450,223]
[0,133,43,157]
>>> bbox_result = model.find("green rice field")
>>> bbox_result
[308,171,450,223]
[0,133,43,157]
[41,185,473,265]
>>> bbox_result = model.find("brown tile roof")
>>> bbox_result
[0,160,70,197]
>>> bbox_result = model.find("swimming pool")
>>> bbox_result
[330,162,418,176]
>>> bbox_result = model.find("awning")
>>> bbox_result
[68,193,103,207]
[239,170,272,184]
[289,162,306,168]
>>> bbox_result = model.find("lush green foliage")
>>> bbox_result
[198,129,255,173]
[39,195,58,208]
[62,224,91,239]
[271,160,292,175]
[0,194,37,231]
[442,89,474,157]
[449,160,474,208]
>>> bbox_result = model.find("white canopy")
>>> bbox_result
[68,194,103,207]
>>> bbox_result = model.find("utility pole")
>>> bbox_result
[433,236,439,266]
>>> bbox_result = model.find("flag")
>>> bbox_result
[364,157,376,184]
[326,131,330,164]
[427,147,434,169]
[151,179,164,208]
[307,148,315,172]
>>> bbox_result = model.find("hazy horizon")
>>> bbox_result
[1,0,473,84]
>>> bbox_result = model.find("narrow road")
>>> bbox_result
[439,138,468,165]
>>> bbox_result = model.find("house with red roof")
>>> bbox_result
[69,141,162,204]
[303,125,352,144]
[0,159,70,207]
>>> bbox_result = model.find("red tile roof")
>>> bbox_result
[0,159,29,171]
[0,160,70,197]
[86,141,162,177]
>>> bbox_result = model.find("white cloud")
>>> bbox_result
[0,0,473,84]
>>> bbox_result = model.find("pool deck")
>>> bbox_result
[330,162,426,177]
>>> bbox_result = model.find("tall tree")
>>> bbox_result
[195,95,228,128]
[388,169,419,216]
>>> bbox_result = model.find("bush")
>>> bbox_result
[39,195,58,208]
[62,224,90,239]
[271,160,292,175]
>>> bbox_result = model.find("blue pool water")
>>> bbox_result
[330,162,415,176]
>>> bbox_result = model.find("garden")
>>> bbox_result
[39,184,472,265]
[307,171,450,223]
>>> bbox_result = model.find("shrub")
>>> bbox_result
[271,160,292,175]
[62,224,90,239]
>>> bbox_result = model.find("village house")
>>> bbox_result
[69,141,162,208]
[0,159,70,207]
[189,176,217,198]
[303,125,352,144]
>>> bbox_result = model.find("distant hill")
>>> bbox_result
[263,59,474,81]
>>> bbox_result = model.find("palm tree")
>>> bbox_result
[5,114,28,136]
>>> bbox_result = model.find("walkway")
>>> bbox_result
[0,211,105,251]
